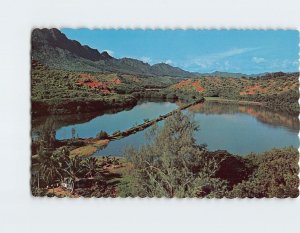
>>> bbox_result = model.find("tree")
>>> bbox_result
[122,111,223,198]
[81,157,100,178]
[38,155,62,194]
[96,130,109,139]
[71,128,76,139]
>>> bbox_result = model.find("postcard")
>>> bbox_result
[31,28,299,198]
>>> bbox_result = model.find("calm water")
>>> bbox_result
[32,101,299,156]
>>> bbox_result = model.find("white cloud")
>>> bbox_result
[223,60,230,71]
[252,56,265,64]
[103,49,114,56]
[185,47,259,70]
[211,47,259,59]
[268,59,298,69]
[250,58,298,72]
[140,56,152,64]
[165,59,173,65]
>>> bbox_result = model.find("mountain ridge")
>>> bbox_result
[31,28,193,78]
[32,28,289,78]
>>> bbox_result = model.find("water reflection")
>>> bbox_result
[32,101,299,156]
[32,105,135,139]
[189,102,299,132]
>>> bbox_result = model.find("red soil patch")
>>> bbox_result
[77,73,122,94]
[110,78,122,85]
[191,80,205,92]
[175,79,192,88]
[175,79,205,93]
[240,84,268,95]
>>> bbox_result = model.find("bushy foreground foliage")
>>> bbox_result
[228,147,299,198]
[31,129,120,197]
[121,111,219,197]
[119,111,299,198]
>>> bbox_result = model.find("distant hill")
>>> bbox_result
[194,71,267,78]
[31,28,193,78]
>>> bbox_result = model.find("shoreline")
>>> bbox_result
[204,97,298,116]
[204,97,263,106]
[52,99,205,158]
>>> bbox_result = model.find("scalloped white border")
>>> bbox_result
[0,0,299,233]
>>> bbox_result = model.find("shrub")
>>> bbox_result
[121,111,227,198]
[96,130,109,139]
[227,147,299,198]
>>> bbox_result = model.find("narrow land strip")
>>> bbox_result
[204,97,263,106]
[68,98,204,157]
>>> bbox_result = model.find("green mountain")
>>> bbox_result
[31,28,193,78]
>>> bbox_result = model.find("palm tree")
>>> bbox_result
[38,155,62,194]
[81,157,99,178]
[63,156,85,180]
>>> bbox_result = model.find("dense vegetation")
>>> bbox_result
[32,60,299,117]
[31,61,183,116]
[31,121,121,197]
[31,148,121,197]
[172,72,299,114]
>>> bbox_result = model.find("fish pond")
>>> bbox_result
[32,100,299,156]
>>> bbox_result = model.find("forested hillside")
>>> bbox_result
[171,72,299,114]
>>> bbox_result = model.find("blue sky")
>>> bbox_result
[61,29,299,74]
